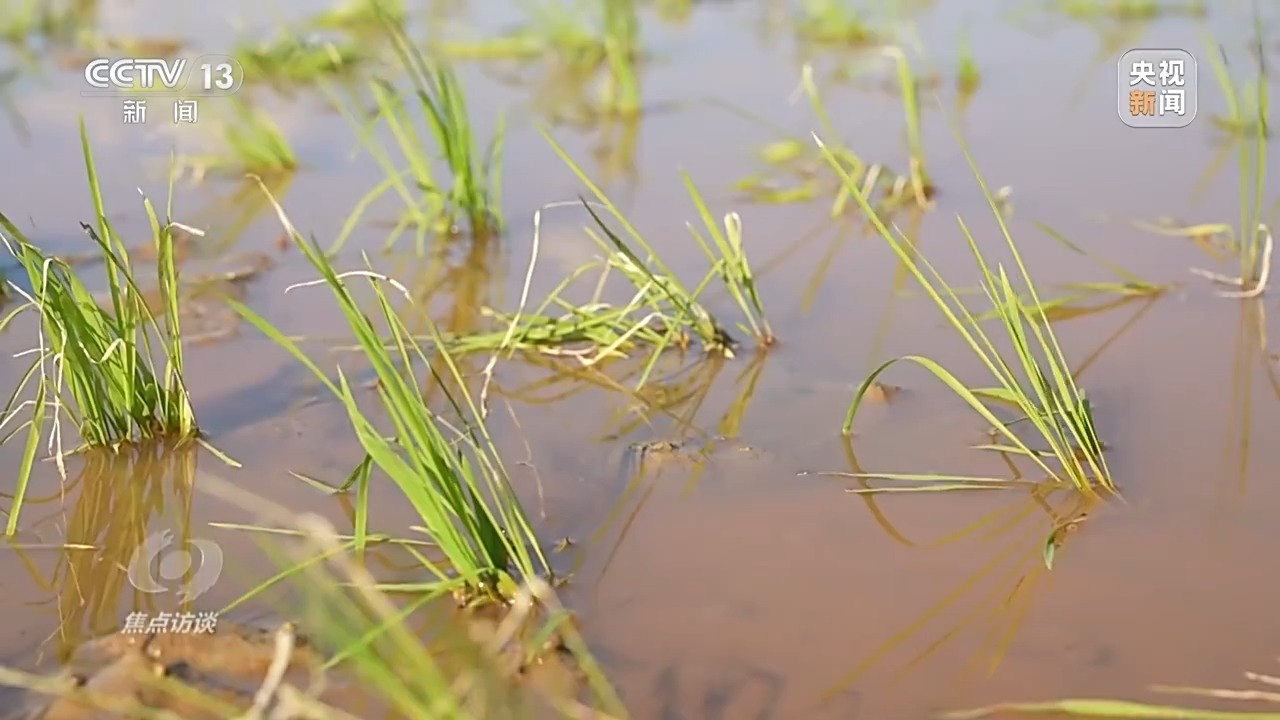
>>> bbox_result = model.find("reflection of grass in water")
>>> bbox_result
[579,353,769,589]
[11,441,197,659]
[1211,302,1280,529]
[481,349,700,439]
[183,173,296,256]
[824,441,1095,703]
[388,228,504,340]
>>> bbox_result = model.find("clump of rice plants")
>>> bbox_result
[736,62,933,215]
[232,178,548,605]
[794,0,880,45]
[885,47,933,206]
[236,33,364,89]
[286,522,630,719]
[1053,0,1205,21]
[0,120,214,536]
[0,0,95,43]
[308,0,406,31]
[329,16,504,255]
[175,97,297,180]
[206,480,630,720]
[408,132,774,392]
[403,130,774,390]
[957,30,981,96]
[542,131,774,362]
[820,133,1114,498]
[0,0,46,42]
[436,0,642,118]
[1202,36,1270,138]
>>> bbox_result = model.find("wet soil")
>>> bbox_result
[2,612,583,720]
[2,621,338,720]
[2,2,1280,720]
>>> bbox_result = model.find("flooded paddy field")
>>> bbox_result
[0,0,1278,718]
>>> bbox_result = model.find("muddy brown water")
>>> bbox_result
[2,1,1280,718]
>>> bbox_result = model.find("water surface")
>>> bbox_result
[1,1,1279,718]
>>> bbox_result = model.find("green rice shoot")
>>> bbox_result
[819,133,1114,498]
[329,12,505,254]
[0,119,202,536]
[231,178,548,603]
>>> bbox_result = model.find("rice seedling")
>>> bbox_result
[0,0,45,42]
[175,97,297,180]
[374,132,771,393]
[542,130,775,363]
[333,253,679,384]
[1203,36,1270,138]
[236,33,364,89]
[29,439,198,651]
[794,0,881,46]
[231,177,549,606]
[287,527,630,719]
[0,0,100,44]
[308,0,407,31]
[818,132,1114,498]
[886,47,932,206]
[1052,0,1205,21]
[208,475,630,720]
[452,199,766,388]
[436,0,642,118]
[735,62,932,215]
[956,30,980,96]
[1139,35,1271,298]
[0,120,235,536]
[652,0,693,24]
[328,16,504,255]
[599,0,642,116]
